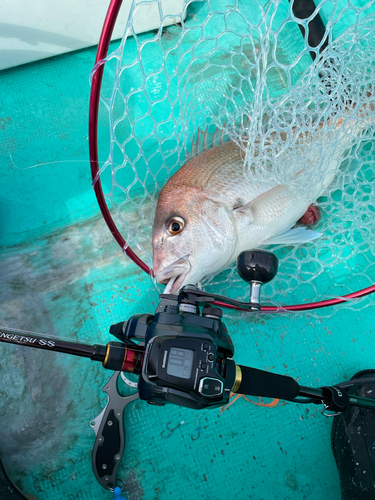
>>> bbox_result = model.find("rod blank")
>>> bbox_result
[0,327,106,362]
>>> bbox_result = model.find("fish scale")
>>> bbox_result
[162,142,270,203]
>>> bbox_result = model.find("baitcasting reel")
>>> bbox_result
[103,249,281,411]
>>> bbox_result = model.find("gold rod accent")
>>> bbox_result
[103,343,110,367]
[232,365,242,393]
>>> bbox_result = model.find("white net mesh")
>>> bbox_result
[96,0,375,313]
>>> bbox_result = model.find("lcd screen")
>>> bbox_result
[166,347,194,379]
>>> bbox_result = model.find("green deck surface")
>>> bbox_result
[1,2,375,499]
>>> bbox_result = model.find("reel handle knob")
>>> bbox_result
[237,250,278,309]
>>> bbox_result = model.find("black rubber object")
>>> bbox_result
[237,250,278,285]
[332,370,375,500]
[321,385,349,413]
[95,409,120,479]
[236,365,300,401]
[202,307,223,319]
[289,0,328,60]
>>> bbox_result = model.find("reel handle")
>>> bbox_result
[237,250,279,309]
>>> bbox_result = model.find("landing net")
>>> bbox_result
[92,0,375,313]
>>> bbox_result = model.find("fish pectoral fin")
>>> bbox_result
[233,184,291,225]
[265,226,322,245]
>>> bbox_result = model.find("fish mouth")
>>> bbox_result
[154,254,191,294]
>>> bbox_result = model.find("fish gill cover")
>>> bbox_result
[96,0,375,315]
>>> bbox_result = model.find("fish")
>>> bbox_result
[152,110,373,294]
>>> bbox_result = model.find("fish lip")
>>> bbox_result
[169,271,190,294]
[154,254,191,292]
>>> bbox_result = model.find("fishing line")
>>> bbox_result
[88,0,375,313]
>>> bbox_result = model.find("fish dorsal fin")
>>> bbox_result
[234,184,292,225]
[185,125,230,161]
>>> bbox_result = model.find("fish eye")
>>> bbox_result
[166,217,185,236]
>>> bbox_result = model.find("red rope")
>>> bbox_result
[89,0,375,312]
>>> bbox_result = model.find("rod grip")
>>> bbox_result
[235,365,300,401]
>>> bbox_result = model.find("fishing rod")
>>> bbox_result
[88,0,375,313]
[2,323,374,412]
[2,321,373,411]
[2,249,375,491]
